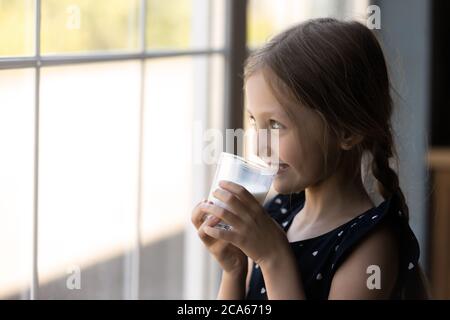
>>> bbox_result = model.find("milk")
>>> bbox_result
[209,183,269,207]
[246,184,270,205]
[252,191,269,205]
[206,152,275,230]
[208,183,270,230]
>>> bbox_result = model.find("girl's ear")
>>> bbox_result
[338,130,364,150]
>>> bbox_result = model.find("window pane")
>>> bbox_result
[39,62,141,299]
[247,0,369,48]
[0,0,34,57]
[139,55,224,298]
[0,69,34,299]
[139,57,193,298]
[41,0,140,54]
[146,0,192,50]
[146,0,225,50]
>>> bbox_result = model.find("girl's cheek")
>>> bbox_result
[279,134,300,163]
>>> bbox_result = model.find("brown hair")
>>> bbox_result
[244,18,430,299]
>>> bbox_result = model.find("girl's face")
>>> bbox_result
[245,71,340,194]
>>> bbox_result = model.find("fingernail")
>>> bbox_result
[207,216,219,225]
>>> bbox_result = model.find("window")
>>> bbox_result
[247,0,369,48]
[0,0,225,299]
[0,1,34,56]
[0,69,34,299]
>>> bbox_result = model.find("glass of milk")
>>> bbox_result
[206,152,276,231]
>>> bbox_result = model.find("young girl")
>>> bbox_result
[191,18,429,300]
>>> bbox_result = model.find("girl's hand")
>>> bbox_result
[201,180,291,268]
[191,199,248,276]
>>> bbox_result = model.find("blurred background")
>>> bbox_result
[0,0,448,299]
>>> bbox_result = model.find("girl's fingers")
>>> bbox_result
[203,224,239,245]
[197,216,220,247]
[191,199,210,229]
[199,202,244,229]
[216,180,261,217]
[212,188,250,219]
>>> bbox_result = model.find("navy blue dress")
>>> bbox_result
[245,191,420,300]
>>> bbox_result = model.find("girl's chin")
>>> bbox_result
[273,177,294,194]
[272,172,304,194]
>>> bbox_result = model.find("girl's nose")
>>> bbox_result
[256,130,279,164]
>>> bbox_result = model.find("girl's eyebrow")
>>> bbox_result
[246,108,286,119]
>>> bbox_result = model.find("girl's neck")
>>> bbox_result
[302,168,374,224]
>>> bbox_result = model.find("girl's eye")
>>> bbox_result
[248,116,284,130]
[270,120,283,130]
